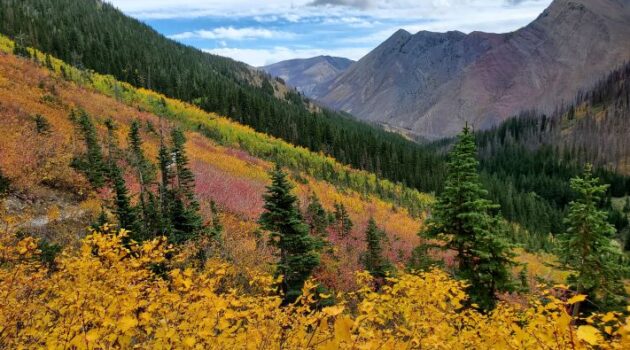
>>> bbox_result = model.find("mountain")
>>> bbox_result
[316,0,630,140]
[262,56,354,96]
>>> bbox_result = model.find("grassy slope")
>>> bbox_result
[0,35,577,291]
[0,38,427,290]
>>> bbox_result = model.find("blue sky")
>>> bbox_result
[107,0,553,67]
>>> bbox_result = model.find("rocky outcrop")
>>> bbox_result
[315,0,630,140]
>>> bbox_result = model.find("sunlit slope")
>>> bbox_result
[0,36,429,289]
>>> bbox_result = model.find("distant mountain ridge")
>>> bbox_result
[313,0,630,140]
[262,56,354,96]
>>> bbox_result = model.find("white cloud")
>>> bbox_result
[169,26,295,40]
[107,0,552,29]
[205,46,370,66]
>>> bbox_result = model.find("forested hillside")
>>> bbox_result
[0,0,445,193]
[1,29,629,349]
[471,62,630,250]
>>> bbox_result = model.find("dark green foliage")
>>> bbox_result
[157,140,174,236]
[128,120,155,184]
[208,201,224,242]
[361,218,392,282]
[109,162,143,240]
[37,240,61,271]
[423,126,516,311]
[623,197,630,214]
[71,110,106,187]
[34,114,51,134]
[91,209,108,231]
[408,243,442,272]
[0,168,9,196]
[168,129,203,243]
[305,194,329,239]
[333,203,353,238]
[518,267,529,292]
[44,53,53,70]
[557,165,628,313]
[259,164,320,304]
[12,34,30,58]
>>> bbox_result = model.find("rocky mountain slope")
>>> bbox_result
[315,0,630,140]
[262,56,354,96]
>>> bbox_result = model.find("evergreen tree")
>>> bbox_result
[109,162,142,240]
[558,165,628,314]
[0,168,10,196]
[169,128,203,243]
[128,120,155,234]
[208,201,224,242]
[361,217,392,283]
[333,203,353,238]
[91,208,108,231]
[305,194,329,239]
[157,139,173,236]
[422,126,515,310]
[259,164,320,304]
[72,111,106,187]
[34,114,51,135]
[44,53,54,70]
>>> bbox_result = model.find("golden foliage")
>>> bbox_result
[1,226,628,349]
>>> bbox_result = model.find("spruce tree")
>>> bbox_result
[34,114,51,135]
[333,202,353,237]
[558,165,628,314]
[109,162,142,240]
[208,201,224,242]
[72,111,106,187]
[259,164,320,304]
[128,120,155,234]
[157,139,173,236]
[169,128,203,243]
[305,194,329,239]
[361,217,392,283]
[422,126,515,310]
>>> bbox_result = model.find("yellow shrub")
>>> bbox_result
[1,226,628,349]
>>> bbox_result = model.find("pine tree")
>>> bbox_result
[422,126,515,310]
[361,217,392,283]
[109,162,142,240]
[208,201,224,242]
[157,139,173,236]
[34,114,51,135]
[72,111,106,187]
[169,128,203,243]
[44,53,54,70]
[259,164,320,304]
[305,194,329,239]
[558,165,628,314]
[0,168,10,196]
[333,202,353,238]
[128,120,155,235]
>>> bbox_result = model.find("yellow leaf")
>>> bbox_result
[86,329,99,342]
[183,336,196,347]
[576,325,600,346]
[323,306,344,317]
[118,316,138,333]
[334,316,353,342]
[601,312,616,323]
[567,294,587,304]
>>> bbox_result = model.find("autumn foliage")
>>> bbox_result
[1,225,629,349]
